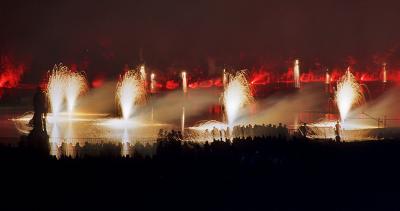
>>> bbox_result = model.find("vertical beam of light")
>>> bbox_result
[181,106,185,135]
[223,69,228,88]
[150,73,155,93]
[181,71,187,94]
[383,63,387,83]
[294,59,301,88]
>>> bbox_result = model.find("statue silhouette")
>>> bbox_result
[24,86,49,155]
[31,87,48,133]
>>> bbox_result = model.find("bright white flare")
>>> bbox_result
[116,70,146,120]
[294,59,300,88]
[335,70,364,121]
[223,71,254,126]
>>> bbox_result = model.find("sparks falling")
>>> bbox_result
[223,71,254,126]
[116,70,146,120]
[335,69,364,121]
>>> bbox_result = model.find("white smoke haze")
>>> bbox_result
[135,89,220,124]
[76,81,117,114]
[237,84,327,127]
[350,86,400,127]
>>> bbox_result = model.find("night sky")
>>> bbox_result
[1,0,400,81]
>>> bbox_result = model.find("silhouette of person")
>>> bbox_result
[299,123,308,138]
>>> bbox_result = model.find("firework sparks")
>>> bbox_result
[47,65,68,115]
[223,71,254,127]
[335,69,364,121]
[65,72,88,113]
[47,64,88,115]
[116,70,146,120]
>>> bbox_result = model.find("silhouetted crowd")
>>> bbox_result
[46,124,297,160]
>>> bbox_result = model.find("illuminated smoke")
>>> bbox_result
[116,70,146,120]
[65,72,88,113]
[47,65,68,115]
[383,63,387,83]
[223,71,254,126]
[335,68,364,121]
[181,71,187,94]
[294,59,301,88]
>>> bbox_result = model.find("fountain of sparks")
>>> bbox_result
[335,68,364,122]
[181,71,187,94]
[223,71,254,127]
[65,71,88,114]
[47,64,88,115]
[294,59,301,88]
[116,70,146,120]
[47,65,68,115]
[188,71,254,139]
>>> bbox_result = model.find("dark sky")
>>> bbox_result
[2,0,400,80]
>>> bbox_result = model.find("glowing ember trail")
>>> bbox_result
[116,70,146,120]
[335,69,364,121]
[223,71,254,126]
[181,71,187,94]
[294,59,300,88]
[65,72,88,113]
[47,65,68,115]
